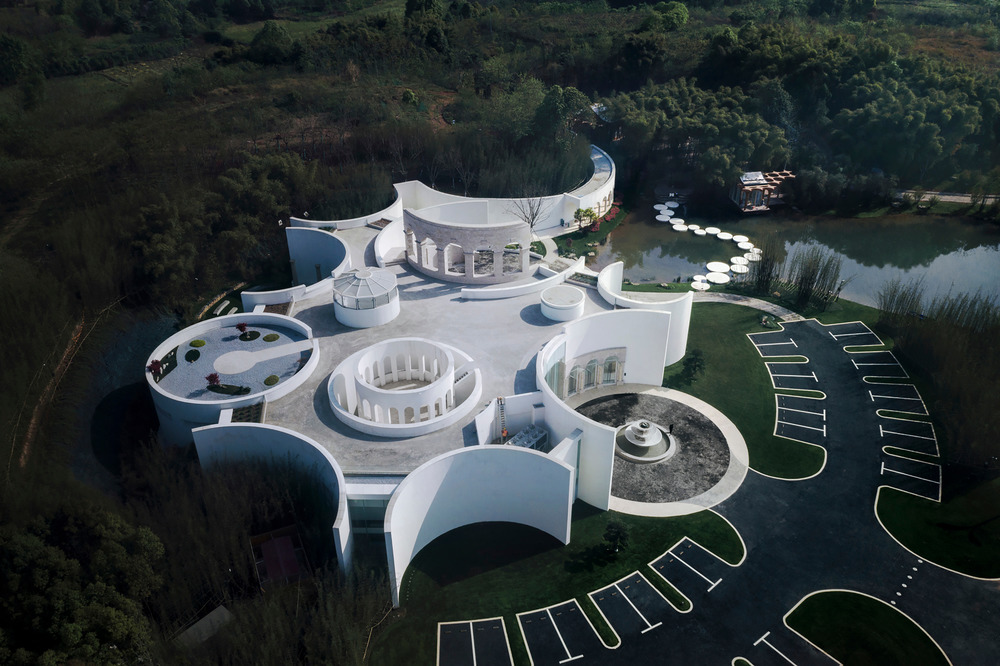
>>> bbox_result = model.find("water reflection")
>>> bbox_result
[591,211,1000,306]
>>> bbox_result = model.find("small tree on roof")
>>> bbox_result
[147,359,163,376]
[235,322,248,333]
[205,373,220,386]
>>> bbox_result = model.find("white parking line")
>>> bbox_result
[879,424,937,441]
[614,583,662,634]
[881,461,942,483]
[779,405,826,418]
[754,631,797,665]
[756,339,798,348]
[545,608,583,664]
[829,331,871,339]
[853,359,899,368]
[771,371,818,381]
[778,420,827,435]
[670,551,722,591]
[869,391,922,402]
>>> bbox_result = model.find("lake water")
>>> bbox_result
[589,209,1000,307]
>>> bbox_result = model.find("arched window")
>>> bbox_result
[404,406,415,424]
[585,360,599,388]
[603,357,618,384]
[389,407,399,424]
[567,366,582,395]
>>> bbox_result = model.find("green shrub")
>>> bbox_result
[263,333,279,342]
[184,349,200,363]
[207,384,252,396]
[190,339,206,347]
[264,375,279,386]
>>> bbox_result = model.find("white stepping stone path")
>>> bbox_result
[705,227,721,235]
[717,231,733,241]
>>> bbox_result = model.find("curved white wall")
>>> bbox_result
[289,190,404,229]
[146,313,319,446]
[328,339,483,438]
[286,227,352,286]
[384,446,574,606]
[192,423,353,572]
[534,310,674,509]
[288,145,615,236]
[597,262,692,366]
[375,219,406,268]
[541,285,586,321]
[459,257,586,300]
[334,298,401,328]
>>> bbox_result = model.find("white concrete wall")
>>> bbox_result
[459,257,585,300]
[146,313,319,447]
[334,298,401,329]
[533,310,673,509]
[286,227,352,286]
[384,446,574,606]
[289,191,404,229]
[374,219,406,268]
[192,423,353,573]
[597,262,692,366]
[473,392,546,445]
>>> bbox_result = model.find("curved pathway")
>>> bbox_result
[693,291,802,321]
[435,313,997,666]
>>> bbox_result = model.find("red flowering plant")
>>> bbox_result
[205,373,221,386]
[235,322,248,333]
[147,359,163,376]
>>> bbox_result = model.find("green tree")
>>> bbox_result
[0,35,30,86]
[248,21,294,65]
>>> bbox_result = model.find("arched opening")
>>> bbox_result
[603,357,619,385]
[567,366,582,395]
[373,404,384,423]
[421,239,438,270]
[502,242,523,275]
[585,360,598,389]
[434,399,443,417]
[383,355,394,383]
[473,249,493,277]
[389,407,400,424]
[396,353,408,381]
[444,243,465,275]
[404,406,415,424]
[419,404,430,421]
[362,399,372,420]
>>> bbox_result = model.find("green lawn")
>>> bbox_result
[786,590,950,665]
[665,303,826,479]
[369,503,743,665]
[876,480,1000,579]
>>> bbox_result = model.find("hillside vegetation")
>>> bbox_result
[1,0,999,662]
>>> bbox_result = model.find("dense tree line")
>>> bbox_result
[2,0,1000,661]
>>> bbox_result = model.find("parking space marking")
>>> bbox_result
[778,404,826,418]
[877,418,939,456]
[849,351,909,378]
[754,631,797,665]
[880,423,936,441]
[777,420,826,435]
[881,457,942,501]
[882,456,941,482]
[868,385,928,417]
[439,617,512,666]
[589,572,666,637]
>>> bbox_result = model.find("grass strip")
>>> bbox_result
[369,503,742,665]
[665,303,825,479]
[876,482,1000,578]
[786,590,949,665]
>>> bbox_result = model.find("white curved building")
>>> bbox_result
[145,146,712,606]
[332,268,400,328]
